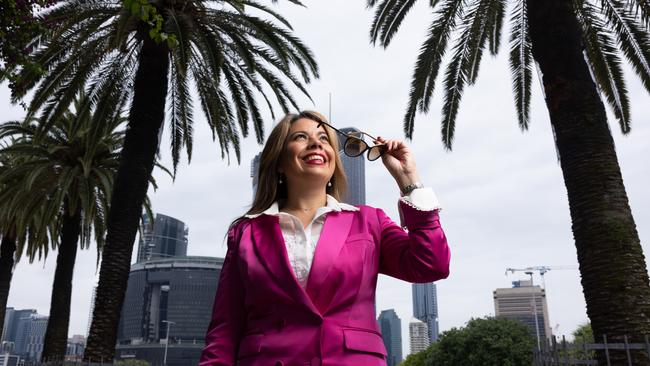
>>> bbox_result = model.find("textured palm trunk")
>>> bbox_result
[41,201,81,362]
[0,228,16,339]
[83,33,169,362]
[526,0,650,364]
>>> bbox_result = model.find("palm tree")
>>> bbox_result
[0,95,161,362]
[11,0,317,360]
[0,93,126,362]
[367,0,650,362]
[0,207,17,340]
[0,151,50,339]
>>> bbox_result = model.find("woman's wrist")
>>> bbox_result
[395,172,422,192]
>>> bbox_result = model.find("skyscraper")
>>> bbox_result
[117,256,224,365]
[251,152,262,195]
[412,282,440,342]
[378,309,403,366]
[2,308,36,345]
[2,308,42,360]
[493,280,552,343]
[136,213,188,262]
[4,311,49,362]
[336,127,366,205]
[409,318,430,354]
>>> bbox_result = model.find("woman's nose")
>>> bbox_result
[307,135,323,149]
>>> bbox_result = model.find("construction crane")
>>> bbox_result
[504,265,578,350]
[505,265,577,288]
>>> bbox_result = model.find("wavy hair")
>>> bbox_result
[243,110,348,220]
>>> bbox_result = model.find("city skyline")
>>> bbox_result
[3,0,649,360]
[2,307,87,363]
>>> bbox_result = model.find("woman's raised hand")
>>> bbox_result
[374,136,422,191]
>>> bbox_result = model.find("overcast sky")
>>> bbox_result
[3,0,649,358]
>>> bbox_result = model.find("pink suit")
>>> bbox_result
[199,202,450,366]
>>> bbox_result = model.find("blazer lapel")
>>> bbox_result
[251,215,321,316]
[305,210,354,312]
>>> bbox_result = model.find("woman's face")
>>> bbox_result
[279,117,336,187]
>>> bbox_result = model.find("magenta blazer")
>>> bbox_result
[199,202,450,366]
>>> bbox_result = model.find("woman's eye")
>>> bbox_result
[319,135,330,142]
[294,134,307,140]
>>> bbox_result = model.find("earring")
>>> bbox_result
[327,181,332,187]
[279,175,283,184]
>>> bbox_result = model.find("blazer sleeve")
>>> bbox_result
[199,223,246,366]
[377,201,451,283]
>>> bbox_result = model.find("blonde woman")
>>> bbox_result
[200,111,450,366]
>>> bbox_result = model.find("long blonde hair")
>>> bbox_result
[245,110,348,218]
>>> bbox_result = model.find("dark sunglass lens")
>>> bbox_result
[344,138,367,157]
[367,145,384,161]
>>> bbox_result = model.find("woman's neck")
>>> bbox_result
[282,186,328,212]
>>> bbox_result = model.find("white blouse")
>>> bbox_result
[245,188,440,288]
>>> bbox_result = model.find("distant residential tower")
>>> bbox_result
[409,318,430,354]
[493,280,552,341]
[412,282,440,342]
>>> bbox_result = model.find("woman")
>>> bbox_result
[200,111,450,366]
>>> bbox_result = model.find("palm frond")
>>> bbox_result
[402,0,465,138]
[601,0,650,93]
[438,0,495,148]
[577,0,630,132]
[508,0,533,130]
[369,0,419,48]
[632,0,650,28]
[486,0,506,55]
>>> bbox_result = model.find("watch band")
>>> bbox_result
[400,182,424,196]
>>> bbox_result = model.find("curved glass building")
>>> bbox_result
[116,256,224,365]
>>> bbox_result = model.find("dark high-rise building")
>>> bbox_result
[378,309,402,366]
[250,126,367,206]
[116,256,224,366]
[336,127,366,206]
[412,282,440,342]
[136,213,188,263]
[251,152,262,195]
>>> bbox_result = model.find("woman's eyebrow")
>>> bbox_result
[289,129,328,137]
[289,130,308,137]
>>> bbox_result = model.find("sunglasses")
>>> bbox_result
[292,112,386,161]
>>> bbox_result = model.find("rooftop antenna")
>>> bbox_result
[328,92,332,122]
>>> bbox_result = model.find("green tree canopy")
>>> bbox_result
[571,322,594,361]
[0,0,59,92]
[399,344,433,366]
[429,317,534,366]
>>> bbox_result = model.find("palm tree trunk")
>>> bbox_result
[41,201,81,363]
[526,0,650,364]
[0,228,16,339]
[84,33,169,362]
